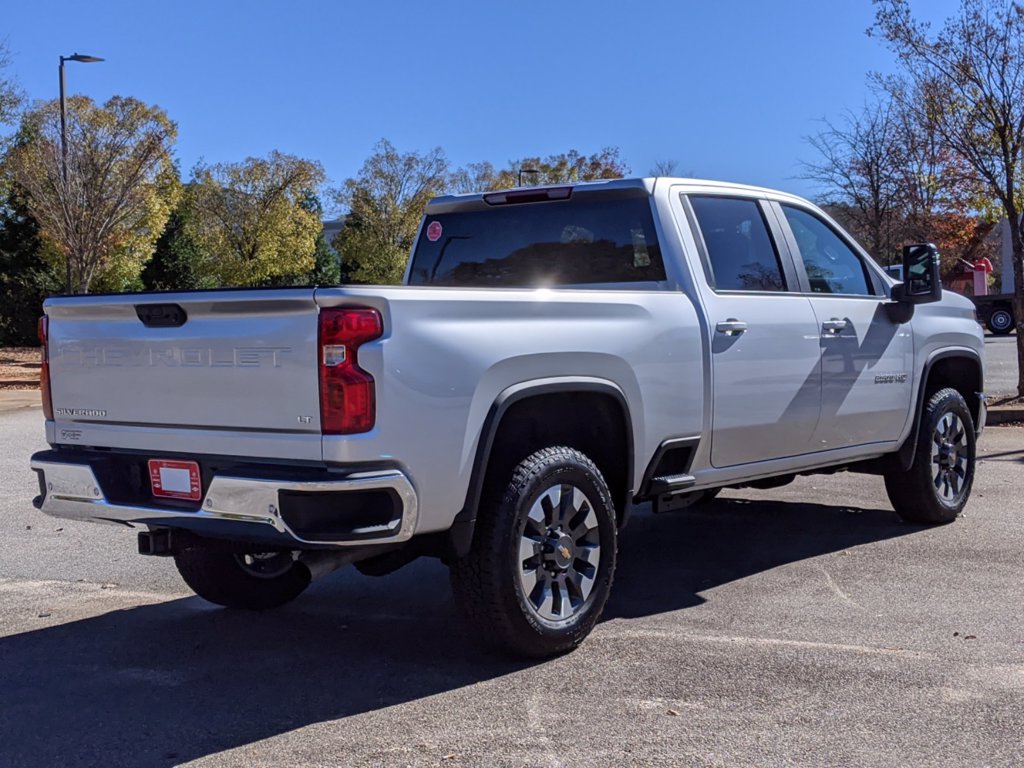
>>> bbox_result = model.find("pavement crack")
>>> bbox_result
[816,563,867,611]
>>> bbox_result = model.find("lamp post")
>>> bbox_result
[518,168,539,187]
[58,52,104,292]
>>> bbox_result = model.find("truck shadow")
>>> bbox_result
[607,496,912,618]
[978,447,1024,464]
[0,497,915,767]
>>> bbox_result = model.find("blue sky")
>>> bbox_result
[3,0,963,204]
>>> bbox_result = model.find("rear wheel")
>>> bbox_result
[986,307,1014,335]
[449,446,617,658]
[884,388,976,524]
[173,547,310,610]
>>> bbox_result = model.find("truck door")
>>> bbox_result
[683,194,822,467]
[772,203,913,449]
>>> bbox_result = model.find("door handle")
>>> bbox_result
[715,319,748,336]
[822,318,848,334]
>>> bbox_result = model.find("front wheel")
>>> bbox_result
[884,388,976,524]
[449,446,618,658]
[173,547,311,610]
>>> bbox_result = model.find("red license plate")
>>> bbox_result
[148,459,202,502]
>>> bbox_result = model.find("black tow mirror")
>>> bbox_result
[894,243,942,305]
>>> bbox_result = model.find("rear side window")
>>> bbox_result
[781,205,873,296]
[689,196,786,292]
[407,196,666,287]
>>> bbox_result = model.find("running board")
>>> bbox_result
[647,473,697,497]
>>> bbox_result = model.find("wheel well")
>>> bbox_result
[923,356,983,429]
[859,352,985,477]
[481,391,631,525]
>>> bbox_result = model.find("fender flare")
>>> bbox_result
[446,377,635,557]
[896,348,984,471]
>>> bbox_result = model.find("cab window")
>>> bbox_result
[407,196,666,287]
[781,206,873,296]
[689,196,786,292]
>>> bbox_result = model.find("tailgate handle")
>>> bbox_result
[135,304,187,328]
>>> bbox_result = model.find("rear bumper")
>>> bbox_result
[30,453,418,549]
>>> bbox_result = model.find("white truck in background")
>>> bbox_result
[31,178,985,657]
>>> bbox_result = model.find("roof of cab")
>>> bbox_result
[425,176,813,214]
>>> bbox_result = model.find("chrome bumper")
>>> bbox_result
[30,458,418,548]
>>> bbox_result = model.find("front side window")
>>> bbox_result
[689,196,786,292]
[781,206,873,296]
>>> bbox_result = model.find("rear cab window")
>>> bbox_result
[407,194,666,287]
[687,195,787,292]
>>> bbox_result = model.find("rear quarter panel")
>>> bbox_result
[316,286,703,533]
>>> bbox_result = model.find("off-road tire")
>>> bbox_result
[884,387,976,525]
[173,547,311,610]
[449,446,618,658]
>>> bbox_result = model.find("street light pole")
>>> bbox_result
[518,168,539,187]
[58,52,104,293]
[58,58,68,292]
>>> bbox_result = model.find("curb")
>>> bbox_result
[986,407,1024,426]
[0,390,41,413]
[0,380,39,388]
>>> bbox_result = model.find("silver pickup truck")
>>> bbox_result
[31,178,985,657]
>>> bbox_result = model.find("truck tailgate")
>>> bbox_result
[44,289,323,461]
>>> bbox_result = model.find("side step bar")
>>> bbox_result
[646,473,696,497]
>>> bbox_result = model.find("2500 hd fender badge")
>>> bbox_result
[55,408,107,418]
[874,373,908,385]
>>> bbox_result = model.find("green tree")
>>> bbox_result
[0,189,60,345]
[0,41,23,145]
[308,229,340,285]
[5,96,179,293]
[187,151,325,287]
[140,202,213,292]
[261,194,339,287]
[873,0,1024,395]
[334,139,450,284]
[299,193,339,285]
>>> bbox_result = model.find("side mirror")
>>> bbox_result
[894,243,942,304]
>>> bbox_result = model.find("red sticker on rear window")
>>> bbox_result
[426,221,443,241]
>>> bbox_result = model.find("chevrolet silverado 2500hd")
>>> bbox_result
[30,178,986,657]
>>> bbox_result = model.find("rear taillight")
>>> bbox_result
[318,307,383,434]
[38,315,53,420]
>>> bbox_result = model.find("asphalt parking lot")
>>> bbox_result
[0,404,1022,768]
[985,334,1019,398]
